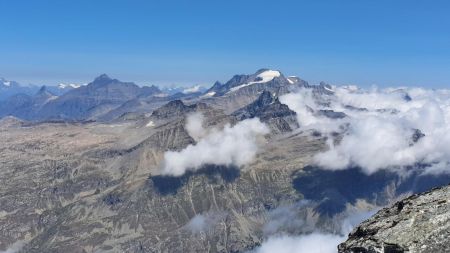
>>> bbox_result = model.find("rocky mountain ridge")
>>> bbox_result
[0,69,312,121]
[339,184,450,253]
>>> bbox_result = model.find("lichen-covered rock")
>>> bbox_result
[339,184,450,253]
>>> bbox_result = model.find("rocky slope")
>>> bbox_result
[232,91,298,133]
[339,184,450,253]
[0,106,315,252]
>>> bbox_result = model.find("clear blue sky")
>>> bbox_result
[1,0,450,88]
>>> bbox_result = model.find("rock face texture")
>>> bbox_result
[202,69,308,113]
[0,116,315,253]
[339,184,450,253]
[232,91,299,133]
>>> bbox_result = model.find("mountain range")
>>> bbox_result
[0,69,313,121]
[0,69,449,253]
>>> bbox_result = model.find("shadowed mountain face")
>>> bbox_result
[293,166,450,216]
[0,75,163,121]
[293,167,399,216]
[38,74,162,120]
[150,165,241,195]
[233,91,299,133]
[151,100,197,120]
[0,86,57,119]
[0,78,40,101]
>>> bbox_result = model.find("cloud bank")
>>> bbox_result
[255,233,344,253]
[253,201,376,253]
[280,86,450,175]
[161,112,269,176]
[185,212,224,233]
[0,241,24,253]
[183,85,204,94]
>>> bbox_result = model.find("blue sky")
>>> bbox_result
[1,0,450,88]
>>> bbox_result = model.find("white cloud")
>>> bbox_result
[279,89,345,133]
[254,233,344,253]
[254,206,377,253]
[183,85,203,94]
[263,200,311,235]
[186,214,209,233]
[185,112,205,141]
[185,212,223,233]
[161,113,269,176]
[280,86,450,175]
[0,241,24,253]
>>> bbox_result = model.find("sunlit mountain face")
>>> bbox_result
[1,69,449,253]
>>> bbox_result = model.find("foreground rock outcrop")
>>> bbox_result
[339,184,450,253]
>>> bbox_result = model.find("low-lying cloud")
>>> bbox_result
[161,112,269,176]
[0,241,24,253]
[253,201,376,253]
[255,233,345,253]
[280,86,450,175]
[185,212,224,233]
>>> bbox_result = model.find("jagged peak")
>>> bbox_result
[38,85,48,92]
[255,68,271,74]
[95,74,112,81]
[151,100,202,119]
[254,69,282,78]
[255,90,275,105]
[36,85,55,96]
[164,99,186,108]
[212,81,222,87]
[90,74,116,86]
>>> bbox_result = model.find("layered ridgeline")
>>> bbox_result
[1,69,450,252]
[0,78,38,100]
[0,69,311,121]
[0,77,82,100]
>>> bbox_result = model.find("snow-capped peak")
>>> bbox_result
[229,70,281,93]
[201,91,216,98]
[287,76,299,84]
[256,70,281,83]
[1,78,11,87]
[58,83,82,89]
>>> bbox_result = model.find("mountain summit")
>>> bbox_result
[36,75,161,120]
[204,69,307,97]
[233,91,299,133]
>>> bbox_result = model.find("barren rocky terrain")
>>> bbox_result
[0,109,325,252]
